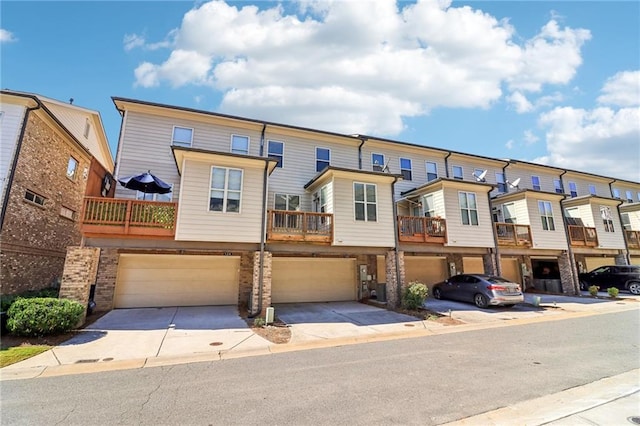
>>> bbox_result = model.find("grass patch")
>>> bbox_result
[0,345,52,368]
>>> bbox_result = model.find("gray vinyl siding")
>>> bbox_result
[442,188,494,248]
[175,158,264,243]
[527,199,568,249]
[505,165,561,193]
[0,103,25,200]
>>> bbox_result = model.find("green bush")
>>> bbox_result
[7,298,84,337]
[607,287,619,298]
[253,317,265,327]
[402,281,429,310]
[1,287,60,312]
[588,285,599,296]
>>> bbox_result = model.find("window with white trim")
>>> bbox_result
[422,194,435,217]
[400,158,412,180]
[626,190,633,203]
[136,184,173,202]
[531,176,541,191]
[569,182,578,198]
[67,157,78,180]
[459,192,478,225]
[172,126,193,147]
[612,188,620,199]
[372,153,384,171]
[209,167,243,213]
[554,179,563,194]
[268,140,284,168]
[589,185,597,195]
[601,206,614,232]
[503,203,516,223]
[231,135,249,155]
[452,165,463,180]
[275,193,300,211]
[24,190,45,206]
[60,206,75,220]
[354,182,377,221]
[621,213,631,230]
[496,172,507,193]
[314,185,329,213]
[316,147,330,172]
[538,201,555,231]
[426,162,438,181]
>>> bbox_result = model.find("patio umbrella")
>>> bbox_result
[117,170,172,194]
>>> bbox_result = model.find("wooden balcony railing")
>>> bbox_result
[568,225,598,247]
[398,216,447,243]
[626,230,640,249]
[494,222,532,247]
[266,210,333,243]
[80,197,177,238]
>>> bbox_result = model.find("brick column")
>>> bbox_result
[94,248,118,312]
[386,250,404,308]
[251,251,272,315]
[59,247,101,324]
[483,252,497,276]
[558,251,578,295]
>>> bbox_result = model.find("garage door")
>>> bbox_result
[271,258,356,303]
[585,257,615,272]
[631,257,640,266]
[463,257,485,274]
[500,258,521,285]
[115,254,240,308]
[404,256,448,289]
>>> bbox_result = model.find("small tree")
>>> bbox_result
[607,287,619,298]
[588,285,599,297]
[402,281,429,310]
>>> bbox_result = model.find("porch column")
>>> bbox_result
[251,251,272,315]
[59,247,101,325]
[386,250,405,308]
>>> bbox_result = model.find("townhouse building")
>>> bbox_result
[59,97,640,318]
[0,90,114,295]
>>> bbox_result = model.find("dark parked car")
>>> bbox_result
[578,265,640,295]
[432,274,524,308]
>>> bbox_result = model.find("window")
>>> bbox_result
[626,190,633,203]
[503,203,516,223]
[67,157,78,180]
[601,206,614,232]
[531,176,541,191]
[589,185,597,195]
[172,126,193,147]
[137,184,173,202]
[569,182,578,198]
[316,147,330,172]
[83,118,90,139]
[268,140,284,168]
[554,179,563,194]
[275,193,300,211]
[24,190,45,206]
[426,162,438,181]
[538,201,555,231]
[231,135,249,155]
[621,213,631,230]
[422,194,435,217]
[637,192,640,202]
[496,173,507,193]
[459,192,478,225]
[209,167,242,213]
[612,188,620,199]
[314,185,329,213]
[372,153,384,171]
[60,206,75,220]
[354,183,377,221]
[452,165,463,180]
[400,158,412,180]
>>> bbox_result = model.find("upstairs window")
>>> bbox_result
[496,172,507,193]
[422,194,435,217]
[626,190,633,203]
[24,190,45,206]
[589,185,597,195]
[621,213,631,230]
[569,182,578,198]
[601,206,614,232]
[172,126,193,147]
[400,158,412,180]
[275,194,300,211]
[231,135,249,155]
[612,188,620,199]
[459,191,478,225]
[452,165,463,180]
[314,185,329,213]
[538,201,555,231]
[372,153,385,171]
[137,184,173,202]
[426,162,438,181]
[210,167,243,213]
[268,140,284,168]
[67,157,78,180]
[503,203,516,224]
[554,179,563,194]
[354,182,377,221]
[316,147,330,172]
[531,176,541,191]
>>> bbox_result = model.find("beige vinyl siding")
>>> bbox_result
[589,204,626,249]
[505,164,562,193]
[443,188,495,248]
[527,199,568,249]
[625,209,640,230]
[614,182,640,202]
[568,179,610,198]
[494,199,529,224]
[332,177,395,247]
[175,158,264,243]
[0,103,25,200]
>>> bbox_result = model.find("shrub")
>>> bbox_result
[1,287,60,312]
[253,317,265,327]
[607,287,619,298]
[7,298,84,337]
[588,285,599,297]
[402,281,429,310]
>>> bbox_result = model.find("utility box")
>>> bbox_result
[376,284,387,303]
[265,307,275,324]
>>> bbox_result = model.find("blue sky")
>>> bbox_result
[2,0,639,181]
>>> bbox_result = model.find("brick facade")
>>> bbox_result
[1,112,91,295]
[94,248,119,311]
[250,251,272,315]
[59,246,101,324]
[385,250,404,307]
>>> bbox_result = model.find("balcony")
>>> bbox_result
[626,230,640,249]
[568,225,598,247]
[80,197,177,238]
[494,223,532,247]
[398,216,446,244]
[266,210,333,243]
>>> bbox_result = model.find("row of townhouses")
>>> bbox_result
[2,90,639,320]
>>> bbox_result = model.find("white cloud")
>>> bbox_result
[597,70,640,107]
[505,139,514,149]
[0,29,17,43]
[507,91,533,113]
[132,0,591,135]
[523,130,539,145]
[124,34,145,51]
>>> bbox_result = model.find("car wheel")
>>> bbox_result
[628,282,640,295]
[433,287,442,300]
[474,294,488,308]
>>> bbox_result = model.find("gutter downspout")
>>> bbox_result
[250,161,270,317]
[502,162,509,194]
[357,137,367,170]
[444,151,452,178]
[609,179,631,264]
[487,190,501,276]
[258,123,267,157]
[391,176,402,307]
[0,103,41,231]
[559,194,580,294]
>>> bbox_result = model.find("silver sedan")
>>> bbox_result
[432,274,524,308]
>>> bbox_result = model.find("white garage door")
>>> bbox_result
[585,257,615,272]
[463,257,485,274]
[404,256,448,289]
[115,254,240,308]
[271,258,356,303]
[500,258,521,285]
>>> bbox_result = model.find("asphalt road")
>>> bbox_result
[1,310,638,425]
